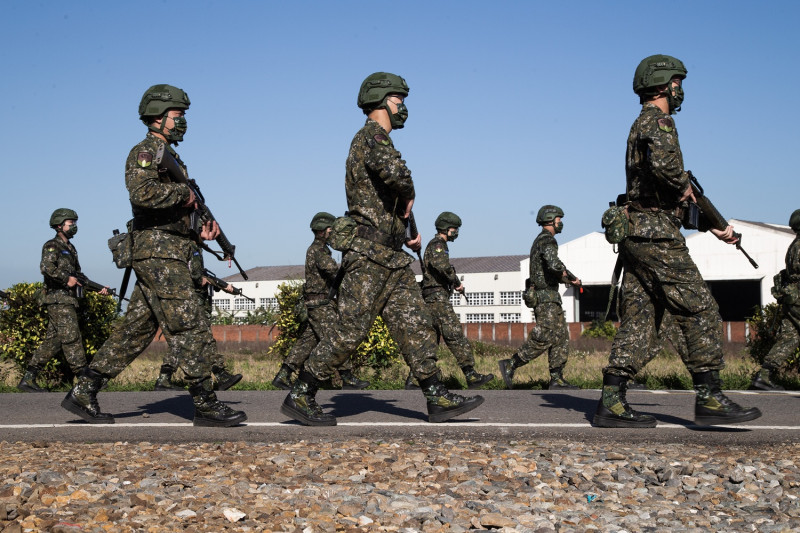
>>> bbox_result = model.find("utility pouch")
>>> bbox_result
[601,203,630,244]
[293,298,309,324]
[108,229,133,269]
[523,286,538,309]
[329,216,357,252]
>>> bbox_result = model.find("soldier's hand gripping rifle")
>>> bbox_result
[684,171,759,269]
[203,269,255,303]
[156,145,249,280]
[72,272,128,302]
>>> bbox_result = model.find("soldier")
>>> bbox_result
[498,205,581,390]
[60,84,246,427]
[155,246,243,392]
[593,55,761,427]
[750,209,800,391]
[18,209,109,392]
[271,212,370,391]
[280,72,484,426]
[405,211,493,389]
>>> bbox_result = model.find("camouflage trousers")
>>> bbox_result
[517,302,569,370]
[285,301,353,372]
[29,303,86,373]
[89,258,212,384]
[305,252,438,381]
[161,289,224,370]
[424,294,474,368]
[763,305,800,370]
[605,237,724,379]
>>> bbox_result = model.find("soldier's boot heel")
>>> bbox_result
[462,366,494,389]
[61,368,115,424]
[271,364,295,390]
[18,366,46,393]
[190,382,247,427]
[548,368,579,390]
[592,374,656,428]
[339,370,370,390]
[404,371,420,390]
[420,375,485,423]
[749,368,784,391]
[498,354,523,389]
[693,371,762,426]
[154,365,184,391]
[212,366,243,391]
[280,371,337,426]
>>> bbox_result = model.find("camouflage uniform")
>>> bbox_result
[420,234,473,368]
[27,237,86,373]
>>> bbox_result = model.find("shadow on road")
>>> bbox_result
[539,392,696,427]
[325,393,428,421]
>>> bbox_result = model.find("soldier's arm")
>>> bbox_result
[426,243,456,284]
[125,149,192,210]
[317,249,339,283]
[364,142,416,201]
[541,240,566,276]
[647,121,689,197]
[40,244,71,284]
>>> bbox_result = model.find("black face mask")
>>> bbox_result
[384,99,408,129]
[667,84,684,114]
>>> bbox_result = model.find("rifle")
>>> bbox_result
[72,273,128,302]
[565,269,583,293]
[203,269,255,303]
[685,171,759,269]
[156,144,249,280]
[404,211,425,274]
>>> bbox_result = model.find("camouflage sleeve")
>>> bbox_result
[787,239,800,283]
[425,240,456,283]
[540,239,565,275]
[644,117,689,196]
[125,147,191,210]
[364,143,416,200]
[316,248,339,284]
[39,242,70,284]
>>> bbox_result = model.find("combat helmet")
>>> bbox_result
[536,205,564,225]
[633,55,687,96]
[357,72,409,112]
[49,208,78,227]
[138,84,191,120]
[310,212,336,231]
[790,209,800,233]
[435,212,462,231]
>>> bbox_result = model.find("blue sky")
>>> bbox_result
[1,1,798,290]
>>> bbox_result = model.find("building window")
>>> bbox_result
[450,293,462,306]
[260,297,278,310]
[500,291,522,305]
[213,299,231,310]
[465,292,494,306]
[235,298,256,311]
[500,313,521,323]
[466,313,494,323]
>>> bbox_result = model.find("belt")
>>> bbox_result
[356,225,405,251]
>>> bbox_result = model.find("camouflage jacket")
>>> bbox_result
[303,236,339,298]
[40,236,81,305]
[625,103,688,240]
[786,235,800,285]
[421,234,458,296]
[529,229,564,294]
[345,119,414,270]
[126,133,194,262]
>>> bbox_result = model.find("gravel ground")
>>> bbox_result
[1,438,799,532]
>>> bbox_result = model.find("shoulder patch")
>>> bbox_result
[137,152,153,168]
[657,118,674,133]
[434,246,444,253]
[373,134,390,146]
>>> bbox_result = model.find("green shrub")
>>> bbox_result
[747,303,799,367]
[581,319,618,340]
[0,282,119,382]
[268,280,401,370]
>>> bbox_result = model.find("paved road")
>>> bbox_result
[1,389,797,445]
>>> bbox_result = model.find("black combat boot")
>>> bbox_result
[693,370,762,425]
[18,365,45,393]
[61,368,115,424]
[404,371,420,390]
[461,366,494,389]
[212,365,243,391]
[339,369,370,390]
[280,371,337,426]
[498,353,524,389]
[154,365,184,391]
[548,367,579,390]
[749,368,785,391]
[189,380,247,427]
[419,374,485,423]
[271,364,295,390]
[592,373,656,428]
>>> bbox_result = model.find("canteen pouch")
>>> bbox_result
[328,216,357,252]
[601,204,630,244]
[108,230,133,269]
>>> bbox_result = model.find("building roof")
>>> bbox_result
[224,264,305,282]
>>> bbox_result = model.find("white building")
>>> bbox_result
[219,219,794,323]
